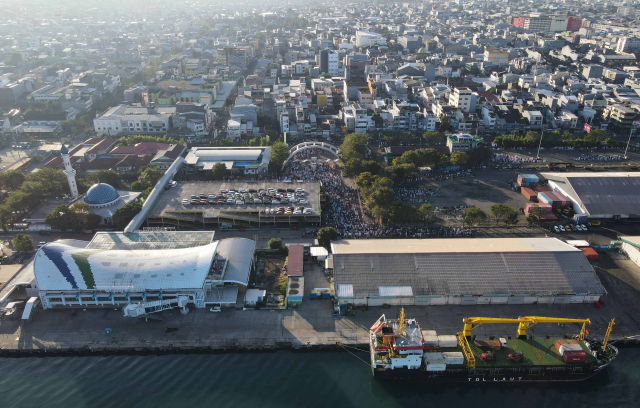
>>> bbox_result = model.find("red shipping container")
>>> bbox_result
[532,185,552,193]
[521,187,537,202]
[563,351,587,363]
[581,247,599,260]
[555,339,578,351]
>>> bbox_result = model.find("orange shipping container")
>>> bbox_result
[581,247,599,260]
[521,187,537,202]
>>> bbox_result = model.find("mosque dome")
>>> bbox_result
[84,183,120,206]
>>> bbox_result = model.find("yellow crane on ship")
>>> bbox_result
[456,316,615,369]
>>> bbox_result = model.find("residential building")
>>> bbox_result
[446,133,483,153]
[449,87,476,114]
[484,48,510,64]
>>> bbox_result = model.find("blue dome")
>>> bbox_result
[85,183,119,205]
[60,144,68,154]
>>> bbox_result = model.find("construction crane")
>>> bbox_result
[602,318,615,352]
[217,47,244,66]
[462,316,591,339]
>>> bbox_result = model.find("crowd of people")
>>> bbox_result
[574,154,623,161]
[284,149,475,239]
[492,153,542,164]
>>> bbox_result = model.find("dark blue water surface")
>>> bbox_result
[0,349,639,408]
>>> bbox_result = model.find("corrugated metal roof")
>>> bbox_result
[542,172,640,216]
[379,286,413,297]
[331,237,578,255]
[216,238,256,285]
[337,284,353,298]
[287,245,305,276]
[333,239,606,298]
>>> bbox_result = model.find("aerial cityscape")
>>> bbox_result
[0,0,640,406]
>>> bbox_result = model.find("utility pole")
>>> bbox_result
[536,129,544,160]
[624,126,633,159]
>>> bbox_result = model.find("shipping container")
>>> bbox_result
[563,351,587,363]
[422,330,437,337]
[581,247,599,260]
[521,187,537,201]
[559,344,583,355]
[422,335,439,347]
[532,184,552,193]
[442,351,465,365]
[426,363,447,371]
[555,339,578,351]
[525,203,552,213]
[474,339,501,348]
[437,335,458,348]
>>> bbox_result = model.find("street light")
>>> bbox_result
[536,129,544,160]
[624,127,634,159]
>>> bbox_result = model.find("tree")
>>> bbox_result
[527,205,549,225]
[317,227,339,250]
[339,133,369,162]
[141,187,153,200]
[3,170,25,191]
[489,204,519,227]
[85,170,123,189]
[137,165,163,189]
[343,158,380,177]
[25,168,69,196]
[112,201,143,230]
[418,204,437,224]
[12,234,34,252]
[450,151,468,166]
[462,207,487,227]
[70,202,101,230]
[6,190,34,212]
[0,205,13,231]
[45,204,74,231]
[355,172,377,195]
[8,52,23,65]
[268,238,282,249]
[584,128,606,145]
[269,141,289,168]
[211,162,227,180]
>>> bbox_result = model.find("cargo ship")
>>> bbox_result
[369,310,618,383]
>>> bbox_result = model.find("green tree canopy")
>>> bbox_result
[112,201,143,230]
[339,133,369,162]
[462,207,487,227]
[211,162,227,180]
[489,204,520,227]
[269,141,289,168]
[136,165,163,189]
[418,204,437,224]
[85,170,123,189]
[450,151,468,166]
[12,234,34,252]
[268,238,282,249]
[3,170,25,191]
[0,205,13,231]
[317,227,339,250]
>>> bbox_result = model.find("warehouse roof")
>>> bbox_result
[620,236,640,248]
[331,237,577,254]
[216,238,256,285]
[542,172,640,216]
[34,241,219,291]
[332,238,605,298]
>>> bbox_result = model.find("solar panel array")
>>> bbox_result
[87,231,215,250]
[333,251,606,297]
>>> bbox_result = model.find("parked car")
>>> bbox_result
[559,225,565,232]
[299,200,308,205]
[191,195,198,199]
[191,199,200,205]
[182,199,190,205]
[217,200,225,205]
[296,188,304,193]
[236,200,245,205]
[220,189,228,193]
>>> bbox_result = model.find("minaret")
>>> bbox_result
[61,145,78,198]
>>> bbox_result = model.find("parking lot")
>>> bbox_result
[0,146,36,169]
[147,181,322,228]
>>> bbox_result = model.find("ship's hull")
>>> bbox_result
[373,363,611,383]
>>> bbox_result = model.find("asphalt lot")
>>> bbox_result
[0,146,35,169]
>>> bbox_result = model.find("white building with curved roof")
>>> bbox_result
[33,233,255,310]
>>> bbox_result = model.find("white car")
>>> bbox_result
[182,199,190,205]
[296,192,305,197]
[220,189,228,193]
[303,209,313,214]
[299,200,308,205]
[269,208,275,214]
[554,225,559,232]
[289,197,298,203]
[559,225,565,232]
[236,200,245,205]
[208,194,216,199]
[296,188,305,193]
[293,210,302,215]
[239,188,248,193]
[574,225,582,231]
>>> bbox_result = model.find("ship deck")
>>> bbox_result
[439,338,597,368]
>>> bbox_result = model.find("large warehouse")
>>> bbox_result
[332,238,606,306]
[542,172,640,220]
[33,231,255,310]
